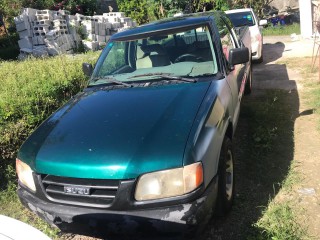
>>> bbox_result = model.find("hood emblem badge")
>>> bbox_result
[64,186,91,195]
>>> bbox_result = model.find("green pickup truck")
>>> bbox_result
[16,11,251,238]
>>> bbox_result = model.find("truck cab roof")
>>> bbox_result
[111,11,225,41]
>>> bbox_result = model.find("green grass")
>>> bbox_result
[0,53,99,160]
[0,51,99,238]
[239,90,309,239]
[252,201,308,240]
[263,23,300,36]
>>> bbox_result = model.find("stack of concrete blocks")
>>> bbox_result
[76,12,137,51]
[14,8,37,58]
[15,8,137,57]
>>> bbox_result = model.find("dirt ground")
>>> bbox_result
[62,36,320,240]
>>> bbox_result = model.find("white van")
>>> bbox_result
[226,8,267,63]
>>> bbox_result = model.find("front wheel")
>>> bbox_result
[215,136,235,216]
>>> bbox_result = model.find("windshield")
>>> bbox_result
[227,11,256,27]
[89,25,218,86]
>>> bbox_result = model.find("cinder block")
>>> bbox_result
[68,27,77,36]
[15,20,31,32]
[14,15,28,24]
[53,19,67,27]
[97,23,106,35]
[55,25,68,31]
[34,19,51,26]
[34,31,46,37]
[93,15,104,23]
[69,19,80,27]
[46,30,59,41]
[111,22,121,29]
[66,15,76,21]
[22,8,37,17]
[96,35,106,42]
[33,25,50,32]
[36,10,52,15]
[47,47,60,56]
[18,29,32,39]
[57,30,69,35]
[32,36,45,45]
[82,20,95,34]
[20,48,33,54]
[36,15,52,21]
[45,39,60,49]
[105,22,112,29]
[103,12,124,19]
[33,46,49,57]
[18,37,33,49]
[87,34,96,41]
[76,13,85,21]
[58,10,70,16]
[95,22,99,33]
[82,40,98,51]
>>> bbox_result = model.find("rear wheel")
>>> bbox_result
[215,136,234,216]
[256,46,264,63]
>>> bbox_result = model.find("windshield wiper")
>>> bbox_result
[91,77,133,87]
[128,73,197,83]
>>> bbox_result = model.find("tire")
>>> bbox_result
[215,136,235,216]
[244,64,252,95]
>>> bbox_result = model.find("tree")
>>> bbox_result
[230,0,274,17]
[117,0,150,24]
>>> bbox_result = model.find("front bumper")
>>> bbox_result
[18,176,218,237]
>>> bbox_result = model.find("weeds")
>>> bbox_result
[252,201,308,240]
[0,51,99,237]
[263,23,300,36]
[0,52,99,160]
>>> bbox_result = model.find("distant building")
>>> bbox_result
[96,0,118,14]
[269,0,299,12]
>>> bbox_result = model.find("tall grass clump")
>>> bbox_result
[0,52,98,162]
[251,201,309,240]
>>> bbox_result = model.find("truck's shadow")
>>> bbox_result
[200,42,300,239]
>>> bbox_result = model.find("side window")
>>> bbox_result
[219,20,236,62]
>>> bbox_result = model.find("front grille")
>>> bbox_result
[40,175,120,207]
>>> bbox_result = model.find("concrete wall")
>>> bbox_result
[299,0,313,37]
[270,0,299,11]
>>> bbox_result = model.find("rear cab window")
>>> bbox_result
[226,11,255,27]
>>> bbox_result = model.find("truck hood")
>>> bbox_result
[18,82,213,179]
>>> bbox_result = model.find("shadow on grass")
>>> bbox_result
[200,42,300,239]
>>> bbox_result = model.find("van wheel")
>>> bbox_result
[215,136,234,216]
[256,48,264,63]
[244,64,252,95]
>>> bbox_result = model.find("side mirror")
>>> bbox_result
[82,62,93,77]
[259,19,268,26]
[229,47,249,67]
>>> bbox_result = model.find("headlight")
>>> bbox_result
[16,159,36,192]
[135,162,203,201]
